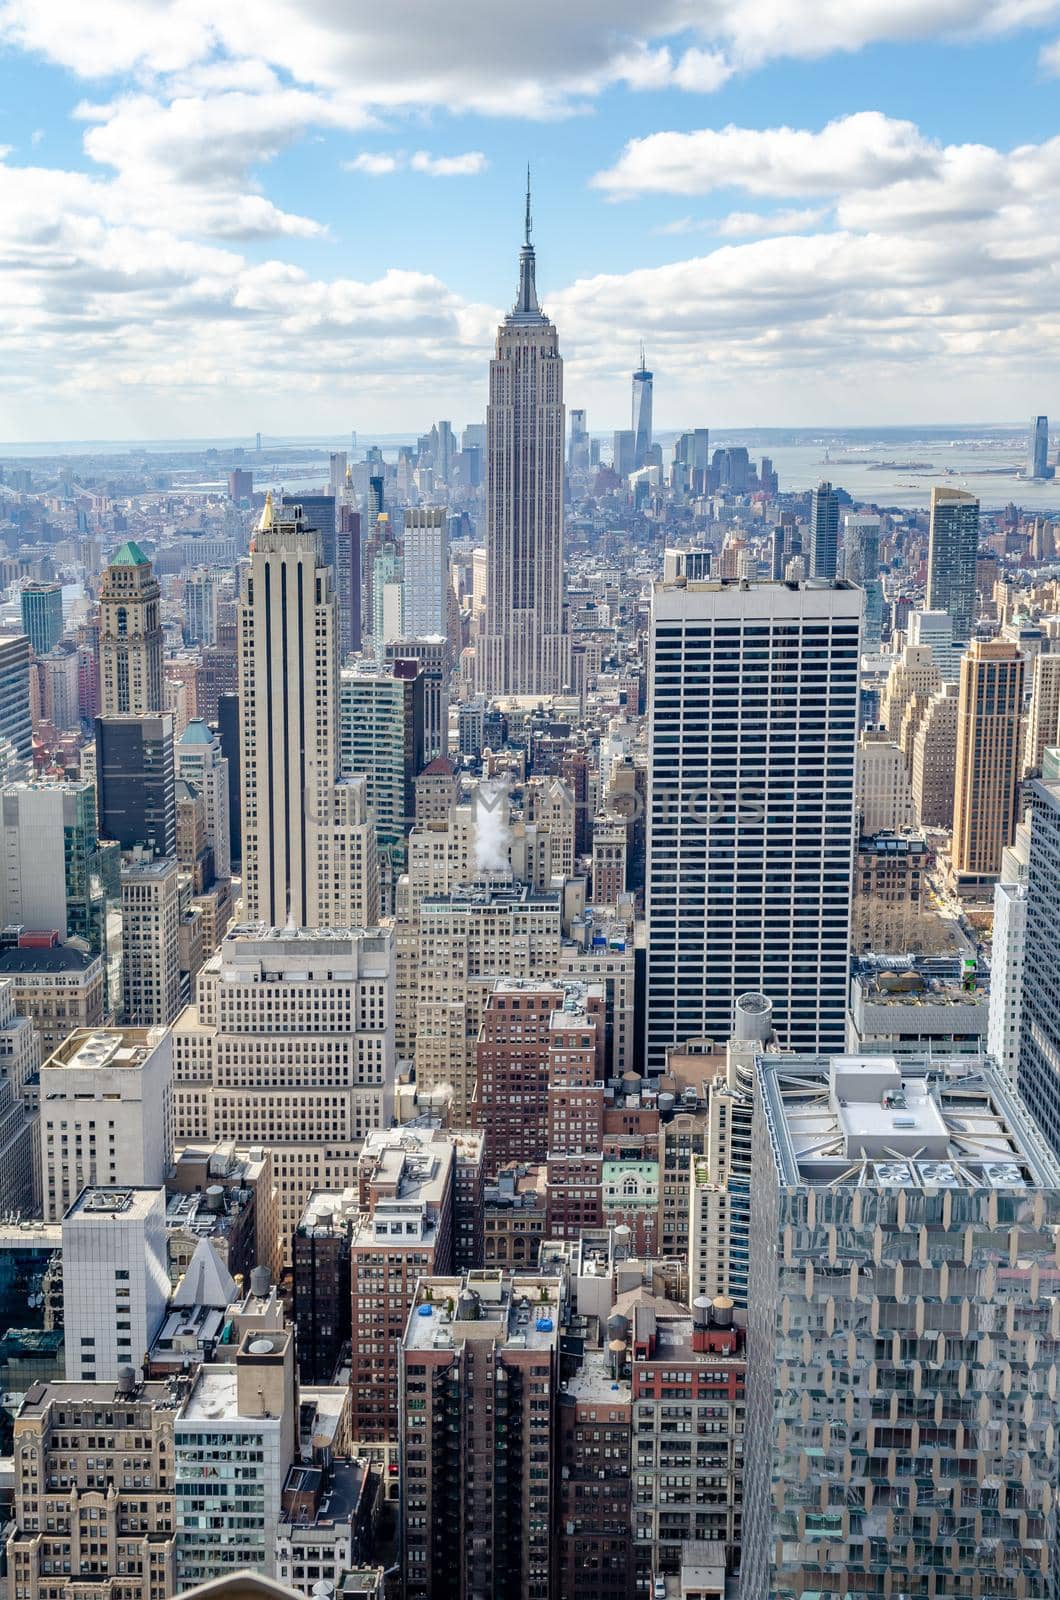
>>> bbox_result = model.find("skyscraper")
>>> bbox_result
[808,480,839,580]
[1028,413,1052,478]
[0,634,32,760]
[19,581,63,658]
[476,178,567,697]
[744,1049,1060,1600]
[926,485,979,641]
[631,344,653,470]
[842,512,883,650]
[645,574,861,1070]
[98,541,163,716]
[402,507,449,637]
[951,638,1024,880]
[239,495,374,927]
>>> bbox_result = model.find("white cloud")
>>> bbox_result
[345,153,401,176]
[594,112,939,198]
[717,206,829,235]
[410,150,488,177]
[672,46,733,91]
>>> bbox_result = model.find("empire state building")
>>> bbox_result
[477,181,568,697]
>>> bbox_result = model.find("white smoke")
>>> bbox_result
[474,781,510,871]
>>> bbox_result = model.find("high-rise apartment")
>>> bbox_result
[176,718,231,882]
[19,582,63,659]
[99,542,164,715]
[384,636,450,763]
[926,486,979,640]
[631,346,653,470]
[854,728,913,833]
[808,481,840,580]
[172,923,395,1253]
[40,1025,173,1220]
[182,568,218,646]
[744,1050,1060,1600]
[989,878,1026,1082]
[400,1269,561,1600]
[476,185,568,697]
[951,639,1024,880]
[645,576,861,1071]
[910,680,959,827]
[240,497,375,927]
[1023,650,1060,776]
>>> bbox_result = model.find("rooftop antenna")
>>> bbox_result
[639,341,645,371]
[525,164,532,247]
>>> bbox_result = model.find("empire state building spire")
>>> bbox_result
[477,179,569,697]
[512,165,544,322]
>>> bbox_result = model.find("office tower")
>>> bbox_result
[1020,779,1060,1150]
[340,659,425,885]
[120,857,181,1026]
[175,1323,297,1587]
[172,923,395,1254]
[0,977,37,1211]
[879,642,940,744]
[910,680,959,827]
[280,489,357,658]
[95,712,176,855]
[240,497,373,928]
[19,581,63,658]
[476,183,568,697]
[62,1186,170,1382]
[216,690,241,861]
[951,639,1024,879]
[926,486,979,640]
[744,1050,1060,1600]
[612,428,636,478]
[854,728,913,832]
[1028,413,1051,478]
[402,507,449,637]
[989,879,1026,1081]
[808,480,840,579]
[1024,651,1060,775]
[400,1270,561,1600]
[591,813,627,903]
[38,640,80,730]
[0,778,103,948]
[99,542,163,716]
[228,466,253,501]
[292,1190,356,1382]
[182,568,217,645]
[631,345,653,470]
[907,607,960,682]
[329,449,347,495]
[176,718,231,881]
[0,634,32,759]
[0,942,105,1059]
[8,1377,180,1600]
[415,883,563,1121]
[568,405,588,471]
[385,637,449,762]
[645,575,861,1072]
[842,512,882,649]
[40,1026,173,1220]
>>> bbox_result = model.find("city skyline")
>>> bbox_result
[2,4,1060,438]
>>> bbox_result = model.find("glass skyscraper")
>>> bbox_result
[632,346,653,471]
[744,1049,1060,1600]
[926,485,980,641]
[19,582,63,658]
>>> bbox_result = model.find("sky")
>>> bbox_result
[1,1,1060,442]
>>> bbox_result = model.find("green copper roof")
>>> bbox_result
[110,540,149,566]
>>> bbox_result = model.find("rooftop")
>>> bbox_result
[758,1052,1060,1191]
[0,944,101,977]
[64,1186,163,1223]
[45,1027,165,1073]
[110,540,149,567]
[565,1346,630,1404]
[404,1270,562,1354]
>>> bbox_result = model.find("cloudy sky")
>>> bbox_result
[2,0,1060,441]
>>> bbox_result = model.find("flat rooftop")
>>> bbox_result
[45,1027,164,1071]
[65,1186,163,1222]
[758,1053,1060,1191]
[405,1271,562,1354]
[565,1347,630,1405]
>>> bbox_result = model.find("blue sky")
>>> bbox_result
[1,1,1060,440]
